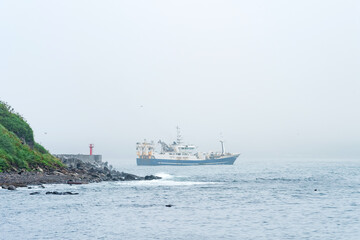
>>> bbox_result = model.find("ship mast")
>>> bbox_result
[219,132,225,155]
[220,140,225,155]
[176,126,182,144]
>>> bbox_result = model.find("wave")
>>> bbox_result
[255,177,317,182]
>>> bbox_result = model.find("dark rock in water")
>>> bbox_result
[165,204,174,207]
[46,191,78,195]
[314,189,318,191]
[28,187,33,189]
[39,184,45,188]
[46,191,60,195]
[7,185,16,190]
[62,192,79,195]
[2,185,9,189]
[145,175,161,180]
[30,192,40,195]
[124,174,138,181]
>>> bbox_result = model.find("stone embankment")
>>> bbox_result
[0,156,160,190]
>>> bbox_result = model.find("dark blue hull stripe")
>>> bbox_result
[136,156,238,166]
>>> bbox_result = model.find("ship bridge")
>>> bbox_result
[176,145,196,153]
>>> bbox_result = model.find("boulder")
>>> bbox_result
[124,174,138,181]
[30,192,40,195]
[7,185,16,190]
[144,175,161,180]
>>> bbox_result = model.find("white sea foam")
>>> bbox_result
[155,172,174,180]
[116,173,217,186]
[118,180,216,186]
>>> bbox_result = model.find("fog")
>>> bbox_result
[1,1,359,164]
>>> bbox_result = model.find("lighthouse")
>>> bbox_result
[89,144,94,155]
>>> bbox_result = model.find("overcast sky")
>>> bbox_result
[1,0,359,165]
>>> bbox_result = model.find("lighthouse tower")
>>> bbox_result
[89,144,94,155]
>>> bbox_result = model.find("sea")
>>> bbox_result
[1,158,359,240]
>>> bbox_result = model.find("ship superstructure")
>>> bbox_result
[136,127,240,166]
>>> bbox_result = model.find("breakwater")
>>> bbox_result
[54,154,102,165]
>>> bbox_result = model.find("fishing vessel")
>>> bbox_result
[136,128,240,166]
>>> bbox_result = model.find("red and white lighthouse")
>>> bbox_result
[89,144,94,155]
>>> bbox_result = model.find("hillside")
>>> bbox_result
[0,101,63,172]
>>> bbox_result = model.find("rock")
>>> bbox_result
[124,174,139,181]
[53,171,65,176]
[15,183,27,188]
[165,204,174,207]
[67,179,84,185]
[62,192,79,195]
[2,185,9,189]
[30,192,40,195]
[144,175,161,180]
[7,185,16,190]
[46,191,78,195]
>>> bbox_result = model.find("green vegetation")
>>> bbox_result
[0,101,63,172]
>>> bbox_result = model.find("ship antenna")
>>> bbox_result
[176,126,182,144]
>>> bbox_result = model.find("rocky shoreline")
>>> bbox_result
[1,157,160,190]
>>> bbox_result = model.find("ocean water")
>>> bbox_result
[1,158,360,240]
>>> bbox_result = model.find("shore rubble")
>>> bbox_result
[0,157,160,189]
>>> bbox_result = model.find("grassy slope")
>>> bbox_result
[0,101,63,172]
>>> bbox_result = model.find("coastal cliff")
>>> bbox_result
[0,100,63,172]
